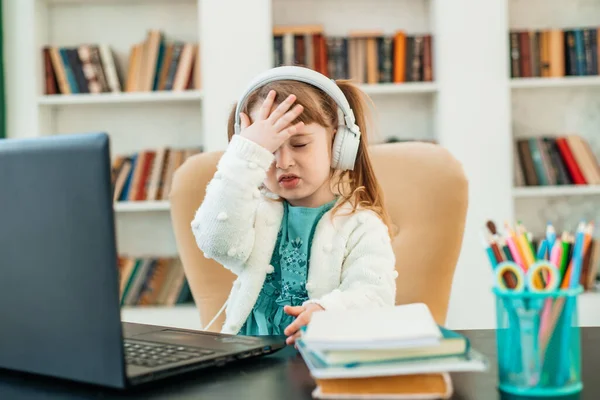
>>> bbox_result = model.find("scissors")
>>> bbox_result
[495,261,560,294]
[494,261,560,387]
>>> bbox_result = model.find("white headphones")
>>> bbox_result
[234,66,361,171]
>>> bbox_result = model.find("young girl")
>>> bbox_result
[191,66,397,345]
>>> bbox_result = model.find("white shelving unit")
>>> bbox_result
[507,0,600,321]
[6,0,598,329]
[509,0,600,235]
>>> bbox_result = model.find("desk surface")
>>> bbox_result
[0,328,597,400]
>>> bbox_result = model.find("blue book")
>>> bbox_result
[528,138,548,185]
[59,48,79,93]
[119,153,137,201]
[306,326,470,367]
[574,29,586,76]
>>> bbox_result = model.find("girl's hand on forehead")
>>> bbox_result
[238,90,305,153]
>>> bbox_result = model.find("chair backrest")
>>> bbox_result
[169,142,468,331]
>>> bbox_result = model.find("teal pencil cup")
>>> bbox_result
[493,284,583,397]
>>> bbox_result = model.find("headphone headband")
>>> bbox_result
[233,66,360,136]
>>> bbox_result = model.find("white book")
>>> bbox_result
[302,303,442,351]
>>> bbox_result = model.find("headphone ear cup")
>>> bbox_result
[331,127,359,171]
[331,128,345,170]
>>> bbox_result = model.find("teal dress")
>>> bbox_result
[240,198,337,336]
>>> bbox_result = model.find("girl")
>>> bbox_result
[191,66,397,345]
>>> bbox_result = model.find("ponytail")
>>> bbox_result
[331,80,394,238]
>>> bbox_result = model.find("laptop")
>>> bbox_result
[0,132,286,389]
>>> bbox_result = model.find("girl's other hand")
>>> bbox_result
[283,303,324,346]
[238,90,305,153]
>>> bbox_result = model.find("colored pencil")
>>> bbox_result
[498,236,514,262]
[504,222,527,271]
[516,222,535,269]
[481,230,499,268]
[559,232,570,282]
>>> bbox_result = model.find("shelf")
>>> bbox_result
[510,76,600,89]
[37,90,203,106]
[513,185,600,198]
[43,0,195,4]
[114,201,171,212]
[359,82,437,95]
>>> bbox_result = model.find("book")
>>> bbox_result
[302,303,442,351]
[296,337,487,380]
[312,326,469,367]
[312,373,453,399]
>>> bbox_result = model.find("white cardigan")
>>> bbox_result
[190,135,397,334]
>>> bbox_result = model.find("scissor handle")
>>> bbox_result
[526,261,560,292]
[495,261,526,291]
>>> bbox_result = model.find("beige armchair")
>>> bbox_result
[169,141,468,332]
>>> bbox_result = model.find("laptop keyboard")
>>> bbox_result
[124,339,216,368]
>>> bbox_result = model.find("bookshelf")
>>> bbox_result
[5,0,599,329]
[508,0,600,237]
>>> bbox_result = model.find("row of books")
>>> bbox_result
[42,30,201,95]
[514,135,600,187]
[118,257,191,306]
[112,146,202,203]
[125,29,200,93]
[509,28,599,78]
[43,45,122,95]
[273,25,433,84]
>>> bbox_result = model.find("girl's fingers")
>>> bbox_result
[267,94,296,123]
[286,331,303,346]
[280,122,305,139]
[239,112,251,130]
[257,90,276,121]
[283,305,305,317]
[273,104,304,133]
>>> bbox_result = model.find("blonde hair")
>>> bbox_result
[226,78,393,237]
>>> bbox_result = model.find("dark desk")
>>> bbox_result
[1,328,598,400]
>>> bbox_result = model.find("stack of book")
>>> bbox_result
[297,303,487,399]
[112,146,202,203]
[273,25,433,83]
[514,135,600,187]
